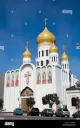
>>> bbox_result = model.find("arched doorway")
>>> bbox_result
[71,97,76,106]
[20,87,33,112]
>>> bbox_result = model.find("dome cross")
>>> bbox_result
[62,45,66,52]
[26,41,29,49]
[44,18,48,27]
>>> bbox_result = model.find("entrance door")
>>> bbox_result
[21,98,28,112]
[20,86,33,112]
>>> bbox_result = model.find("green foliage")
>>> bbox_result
[26,97,35,108]
[0,99,3,109]
[42,93,60,108]
[75,97,80,110]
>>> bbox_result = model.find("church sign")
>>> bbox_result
[11,71,14,87]
[6,72,10,87]
[47,66,52,84]
[42,67,46,84]
[15,70,19,86]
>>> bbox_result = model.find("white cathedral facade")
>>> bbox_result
[3,22,79,115]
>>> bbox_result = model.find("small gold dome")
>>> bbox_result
[61,52,68,61]
[37,27,56,45]
[23,48,32,58]
[49,43,58,53]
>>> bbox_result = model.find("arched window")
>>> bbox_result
[52,57,53,62]
[71,97,76,106]
[65,64,66,69]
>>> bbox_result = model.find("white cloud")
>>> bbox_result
[11,34,14,38]
[39,10,41,13]
[0,46,4,50]
[11,10,14,14]
[67,34,69,37]
[11,58,13,61]
[25,22,27,25]
[53,22,55,25]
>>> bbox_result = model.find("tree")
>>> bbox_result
[26,97,35,109]
[0,99,3,109]
[75,97,80,111]
[42,93,60,108]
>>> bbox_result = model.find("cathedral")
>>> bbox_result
[3,19,79,115]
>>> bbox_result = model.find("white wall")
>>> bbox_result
[61,60,69,72]
[55,65,62,102]
[14,70,20,109]
[61,69,69,106]
[3,73,7,110]
[4,71,11,112]
[66,90,80,115]
[3,70,20,112]
[73,75,79,85]
[49,52,59,65]
[35,65,56,111]
[36,44,51,67]
[20,63,36,92]
[23,57,31,64]
[20,63,36,106]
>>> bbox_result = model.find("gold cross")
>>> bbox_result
[26,41,29,48]
[44,18,48,27]
[62,45,66,52]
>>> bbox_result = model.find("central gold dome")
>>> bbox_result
[37,27,56,45]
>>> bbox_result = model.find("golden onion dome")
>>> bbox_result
[49,43,58,53]
[61,52,69,61]
[23,48,32,58]
[37,27,56,45]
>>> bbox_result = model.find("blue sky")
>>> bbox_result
[0,0,80,79]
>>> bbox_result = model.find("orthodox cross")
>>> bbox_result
[62,45,66,52]
[25,41,29,49]
[26,41,29,48]
[24,71,31,85]
[44,18,48,27]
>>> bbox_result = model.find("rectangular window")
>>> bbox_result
[39,51,40,57]
[52,57,53,62]
[46,60,49,66]
[42,51,44,56]
[56,57,57,62]
[46,50,48,56]
[67,64,68,68]
[37,62,39,66]
[54,56,55,62]
[41,61,43,66]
